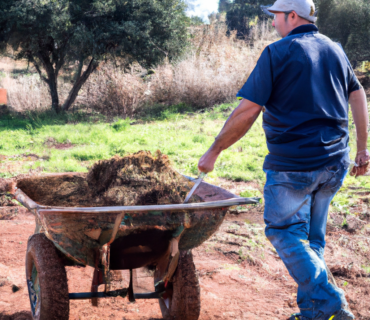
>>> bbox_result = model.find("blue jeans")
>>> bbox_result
[264,162,349,319]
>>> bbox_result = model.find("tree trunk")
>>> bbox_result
[73,57,84,83]
[48,75,60,113]
[62,58,99,112]
[34,52,61,113]
[29,54,60,113]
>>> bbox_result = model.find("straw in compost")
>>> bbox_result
[15,151,199,207]
[87,150,196,206]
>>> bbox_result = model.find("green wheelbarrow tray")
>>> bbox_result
[14,172,259,317]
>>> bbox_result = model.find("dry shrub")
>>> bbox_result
[149,21,276,109]
[249,20,278,49]
[0,74,50,112]
[0,21,277,115]
[0,73,71,112]
[80,63,149,117]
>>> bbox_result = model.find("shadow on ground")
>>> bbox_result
[0,312,32,320]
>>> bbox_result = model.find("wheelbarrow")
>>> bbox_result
[14,173,259,320]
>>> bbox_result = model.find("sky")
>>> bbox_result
[185,0,219,22]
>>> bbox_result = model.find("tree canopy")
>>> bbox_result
[189,16,205,26]
[221,0,272,37]
[0,0,189,112]
[218,0,231,13]
[316,0,370,65]
[219,0,370,66]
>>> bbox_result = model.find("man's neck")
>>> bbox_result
[284,21,313,38]
[286,24,317,37]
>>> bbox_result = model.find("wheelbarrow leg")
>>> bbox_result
[91,267,104,306]
[102,244,111,291]
[128,269,135,302]
[91,211,125,306]
[103,211,125,292]
[90,244,112,307]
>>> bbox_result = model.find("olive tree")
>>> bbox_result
[0,0,188,113]
[222,0,272,37]
[316,0,370,66]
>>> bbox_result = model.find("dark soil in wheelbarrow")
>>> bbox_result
[15,151,198,207]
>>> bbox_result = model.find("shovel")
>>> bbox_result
[183,172,207,203]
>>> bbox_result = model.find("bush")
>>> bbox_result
[317,0,370,64]
[82,64,149,117]
[1,21,277,116]
[112,119,131,132]
[147,21,277,110]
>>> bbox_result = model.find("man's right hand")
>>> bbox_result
[198,148,220,174]
[197,99,262,174]
[350,149,370,177]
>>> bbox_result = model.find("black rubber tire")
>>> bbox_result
[25,233,69,320]
[158,250,200,320]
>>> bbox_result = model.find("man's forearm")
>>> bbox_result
[208,99,262,154]
[198,99,262,173]
[349,88,368,151]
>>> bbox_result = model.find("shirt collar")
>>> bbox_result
[288,24,319,37]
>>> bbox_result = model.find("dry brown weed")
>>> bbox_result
[1,21,277,115]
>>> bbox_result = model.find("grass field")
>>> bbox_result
[0,101,267,180]
[1,101,370,210]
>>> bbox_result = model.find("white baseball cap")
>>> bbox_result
[262,0,318,23]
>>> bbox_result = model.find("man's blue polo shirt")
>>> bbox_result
[237,24,362,172]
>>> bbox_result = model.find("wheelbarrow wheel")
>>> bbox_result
[158,250,200,320]
[25,233,69,320]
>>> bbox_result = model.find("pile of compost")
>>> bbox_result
[0,195,17,207]
[16,151,198,207]
[0,179,17,207]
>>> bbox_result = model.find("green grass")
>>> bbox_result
[0,101,267,183]
[362,265,370,273]
[240,189,262,198]
[1,100,369,206]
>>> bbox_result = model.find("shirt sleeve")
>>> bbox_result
[336,42,362,94]
[347,64,362,94]
[236,47,273,106]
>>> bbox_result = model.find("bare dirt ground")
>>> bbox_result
[0,182,369,320]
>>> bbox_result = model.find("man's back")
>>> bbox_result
[237,24,362,171]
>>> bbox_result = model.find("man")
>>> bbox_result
[198,0,369,319]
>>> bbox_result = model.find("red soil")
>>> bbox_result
[0,201,369,320]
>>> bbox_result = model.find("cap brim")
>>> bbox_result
[260,5,275,17]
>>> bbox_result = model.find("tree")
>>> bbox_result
[218,0,231,13]
[224,0,272,38]
[0,0,188,113]
[189,16,204,26]
[316,0,370,65]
